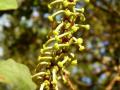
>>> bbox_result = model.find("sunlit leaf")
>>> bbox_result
[0,59,36,90]
[0,0,18,10]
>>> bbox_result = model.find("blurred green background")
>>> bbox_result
[0,0,120,90]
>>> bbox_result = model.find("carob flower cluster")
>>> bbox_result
[33,0,90,90]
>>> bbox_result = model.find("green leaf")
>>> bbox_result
[0,59,36,90]
[0,0,18,10]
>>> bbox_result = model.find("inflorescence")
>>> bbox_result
[33,0,90,90]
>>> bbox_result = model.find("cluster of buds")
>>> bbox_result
[33,0,90,90]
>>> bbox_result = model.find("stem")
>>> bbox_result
[32,72,47,78]
[54,22,64,34]
[38,56,52,61]
[45,31,71,46]
[52,68,57,84]
[52,10,65,17]
[50,0,63,6]
[40,83,45,90]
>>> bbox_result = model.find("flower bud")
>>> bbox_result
[58,61,63,67]
[48,16,53,22]
[65,9,72,16]
[85,0,90,3]
[76,8,84,13]
[80,14,86,21]
[55,36,60,42]
[85,24,90,30]
[70,53,75,58]
[44,80,50,85]
[79,45,85,51]
[71,26,79,33]
[63,1,69,7]
[53,31,59,35]
[80,24,90,30]
[71,60,77,65]
[40,49,44,54]
[54,43,59,50]
[77,38,83,44]
[65,22,71,29]
[48,4,51,9]
[80,8,85,13]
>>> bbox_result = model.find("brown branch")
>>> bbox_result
[90,0,120,18]
[102,0,120,17]
[64,72,76,90]
[106,75,120,90]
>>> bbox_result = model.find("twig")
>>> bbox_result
[64,72,76,90]
[90,0,120,18]
[106,75,120,90]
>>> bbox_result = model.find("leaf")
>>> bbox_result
[0,0,18,10]
[0,59,36,90]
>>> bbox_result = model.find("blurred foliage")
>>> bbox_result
[0,59,36,90]
[0,0,120,90]
[0,0,18,10]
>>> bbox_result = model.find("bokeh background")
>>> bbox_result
[0,0,120,90]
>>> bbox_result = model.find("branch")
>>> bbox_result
[90,0,120,18]
[106,75,120,90]
[64,72,76,90]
